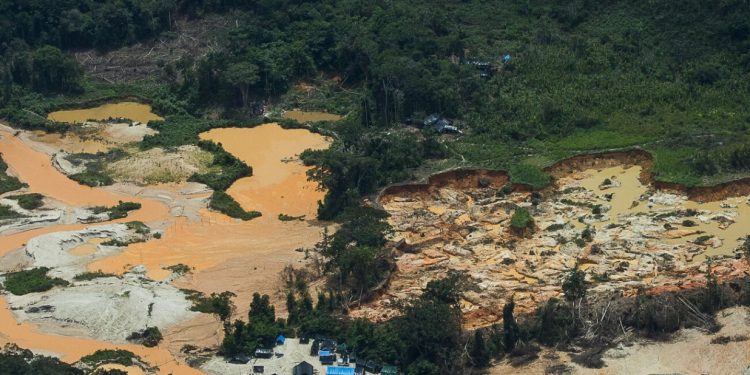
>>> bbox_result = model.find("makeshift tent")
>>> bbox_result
[293,361,314,375]
[276,334,286,344]
[326,367,355,375]
[254,348,273,358]
[319,350,336,365]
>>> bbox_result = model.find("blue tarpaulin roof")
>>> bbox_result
[326,367,355,375]
[319,350,331,356]
[276,335,285,344]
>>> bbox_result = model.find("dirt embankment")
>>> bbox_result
[361,149,750,328]
[381,149,750,204]
[379,169,509,204]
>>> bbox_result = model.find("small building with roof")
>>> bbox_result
[292,361,314,375]
[326,367,355,375]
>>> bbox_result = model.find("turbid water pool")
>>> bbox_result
[47,101,163,124]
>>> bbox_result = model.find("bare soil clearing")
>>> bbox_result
[354,164,750,327]
[490,306,750,374]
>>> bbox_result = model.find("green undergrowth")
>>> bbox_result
[2,268,69,295]
[90,201,141,220]
[208,191,261,221]
[73,271,118,281]
[0,155,27,194]
[0,204,22,220]
[79,349,138,368]
[7,193,44,210]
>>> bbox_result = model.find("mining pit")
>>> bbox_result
[352,155,750,329]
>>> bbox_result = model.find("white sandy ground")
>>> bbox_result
[0,224,137,279]
[0,222,199,344]
[202,338,329,375]
[105,182,212,225]
[490,306,750,374]
[5,272,197,344]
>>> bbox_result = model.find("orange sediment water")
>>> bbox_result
[47,102,164,124]
[570,165,750,260]
[0,131,169,255]
[0,123,331,369]
[0,298,201,375]
[199,124,330,216]
[282,110,342,123]
[92,124,331,304]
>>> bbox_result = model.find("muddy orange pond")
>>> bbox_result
[282,110,342,123]
[47,101,163,124]
[0,123,330,373]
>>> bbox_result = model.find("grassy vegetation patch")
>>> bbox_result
[126,326,163,347]
[164,264,191,275]
[188,140,252,191]
[0,154,27,194]
[510,207,534,231]
[278,213,305,222]
[65,148,127,187]
[73,271,118,281]
[91,201,142,220]
[0,204,23,220]
[2,268,69,295]
[208,191,261,221]
[125,221,150,234]
[509,164,551,189]
[185,290,236,321]
[69,171,113,187]
[79,349,137,368]
[7,193,44,210]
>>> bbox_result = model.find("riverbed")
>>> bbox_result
[0,119,330,373]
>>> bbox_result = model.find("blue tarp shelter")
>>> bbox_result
[276,334,285,344]
[326,367,355,375]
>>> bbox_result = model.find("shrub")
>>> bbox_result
[126,326,163,347]
[509,164,550,189]
[2,268,69,295]
[73,271,117,281]
[0,154,27,194]
[187,291,236,321]
[7,193,44,210]
[510,207,534,231]
[80,350,137,367]
[208,191,262,220]
[125,221,150,234]
[69,171,113,187]
[278,213,305,221]
[164,264,191,275]
[562,265,587,302]
[0,204,22,219]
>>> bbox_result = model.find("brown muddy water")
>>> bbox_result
[568,165,750,261]
[91,124,330,305]
[47,101,163,124]
[282,110,342,123]
[0,122,330,373]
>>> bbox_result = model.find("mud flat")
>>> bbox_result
[0,127,198,373]
[353,162,750,328]
[282,110,342,123]
[47,101,163,124]
[91,123,332,315]
[32,101,164,154]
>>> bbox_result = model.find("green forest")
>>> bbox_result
[1,0,750,373]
